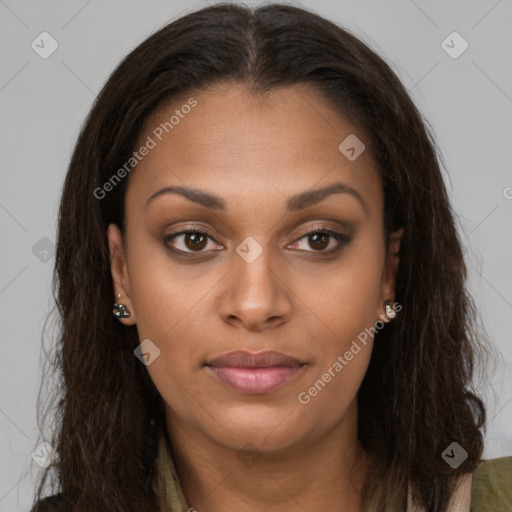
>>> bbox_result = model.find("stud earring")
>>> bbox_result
[385,300,397,320]
[112,293,131,319]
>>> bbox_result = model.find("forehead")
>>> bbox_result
[126,82,382,213]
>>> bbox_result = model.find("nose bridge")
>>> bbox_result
[233,238,277,302]
[220,236,291,328]
[236,242,274,291]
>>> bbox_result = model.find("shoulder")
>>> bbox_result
[471,456,512,511]
[30,494,69,512]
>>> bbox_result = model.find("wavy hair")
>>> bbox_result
[33,3,488,511]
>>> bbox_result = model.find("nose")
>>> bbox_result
[219,245,292,331]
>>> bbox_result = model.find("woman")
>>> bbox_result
[32,3,511,511]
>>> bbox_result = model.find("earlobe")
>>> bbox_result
[107,223,136,325]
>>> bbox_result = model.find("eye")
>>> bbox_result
[288,227,351,254]
[162,226,351,257]
[163,229,223,253]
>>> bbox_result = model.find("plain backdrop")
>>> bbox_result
[1,1,511,510]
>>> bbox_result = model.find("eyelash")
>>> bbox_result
[162,226,351,257]
[292,227,351,255]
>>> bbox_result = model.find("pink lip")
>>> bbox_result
[205,350,305,394]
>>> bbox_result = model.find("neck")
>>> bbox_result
[165,401,368,512]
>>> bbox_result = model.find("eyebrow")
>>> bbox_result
[145,182,367,213]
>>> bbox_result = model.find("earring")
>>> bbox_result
[112,293,131,319]
[385,300,397,320]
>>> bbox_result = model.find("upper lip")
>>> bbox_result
[206,350,304,368]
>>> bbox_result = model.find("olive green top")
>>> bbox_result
[470,455,512,511]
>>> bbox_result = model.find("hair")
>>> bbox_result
[33,3,489,511]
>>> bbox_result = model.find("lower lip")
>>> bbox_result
[207,366,304,394]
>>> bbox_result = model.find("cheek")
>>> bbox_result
[122,247,201,399]
[297,345,372,418]
[126,235,220,339]
[288,245,383,411]
[294,249,384,346]
[293,262,380,421]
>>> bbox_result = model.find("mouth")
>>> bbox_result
[205,350,306,394]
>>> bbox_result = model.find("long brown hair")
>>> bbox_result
[34,3,488,511]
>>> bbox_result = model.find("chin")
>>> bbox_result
[204,401,307,450]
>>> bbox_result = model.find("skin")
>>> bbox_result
[108,82,403,511]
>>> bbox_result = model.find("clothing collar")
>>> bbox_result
[156,429,190,512]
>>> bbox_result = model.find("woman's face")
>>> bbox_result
[108,82,401,454]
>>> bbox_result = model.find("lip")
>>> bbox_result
[205,350,306,394]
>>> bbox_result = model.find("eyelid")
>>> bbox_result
[162,226,223,255]
[287,225,351,254]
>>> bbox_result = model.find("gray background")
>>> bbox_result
[1,0,511,510]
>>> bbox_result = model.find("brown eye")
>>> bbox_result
[164,229,223,254]
[287,227,351,255]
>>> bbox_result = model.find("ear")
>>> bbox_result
[377,227,404,323]
[107,223,136,325]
